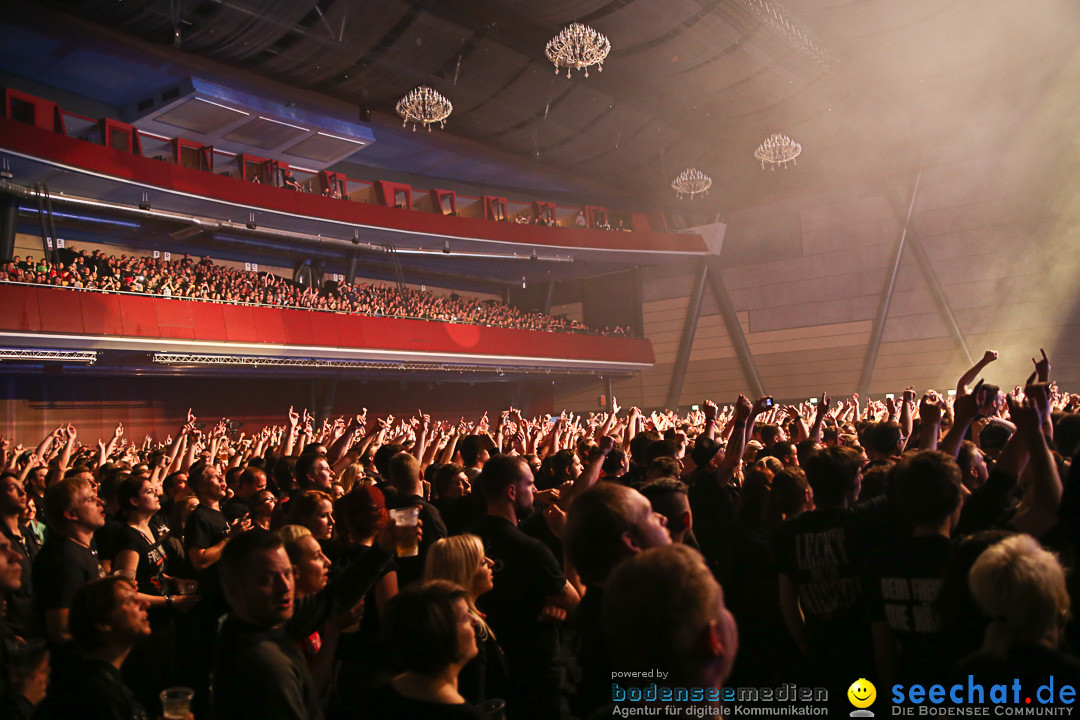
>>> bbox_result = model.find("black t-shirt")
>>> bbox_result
[570,587,608,719]
[433,495,483,538]
[221,497,252,524]
[184,505,230,614]
[955,467,1019,536]
[774,504,877,681]
[336,544,398,668]
[775,507,867,628]
[32,535,105,615]
[865,533,953,683]
[118,524,168,596]
[470,513,567,712]
[364,683,486,720]
[458,624,509,707]
[35,656,148,720]
[94,519,128,569]
[686,469,741,584]
[213,617,321,720]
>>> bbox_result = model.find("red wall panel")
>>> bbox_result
[36,289,85,334]
[279,311,315,346]
[79,292,124,337]
[118,295,161,338]
[0,286,655,365]
[251,308,288,345]
[0,284,41,331]
[155,299,196,339]
[307,311,343,348]
[333,314,366,348]
[221,305,259,343]
[188,303,229,342]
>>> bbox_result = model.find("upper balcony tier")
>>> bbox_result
[0,88,716,281]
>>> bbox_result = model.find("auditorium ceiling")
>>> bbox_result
[4,0,1079,216]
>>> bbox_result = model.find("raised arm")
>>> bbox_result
[809,393,830,445]
[716,395,753,481]
[412,411,431,463]
[898,387,916,452]
[98,423,124,469]
[957,349,998,396]
[939,381,990,459]
[1004,385,1060,538]
[563,434,614,505]
[57,424,77,474]
[784,405,811,444]
[917,391,946,451]
[596,398,621,441]
[282,406,300,457]
[700,400,718,441]
[328,415,360,466]
[32,427,61,467]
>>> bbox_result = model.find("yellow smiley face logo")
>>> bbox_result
[848,678,876,709]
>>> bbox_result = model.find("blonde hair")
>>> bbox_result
[276,524,313,565]
[276,524,312,545]
[969,534,1070,652]
[338,462,368,494]
[424,534,493,641]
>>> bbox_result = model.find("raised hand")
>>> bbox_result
[919,391,946,424]
[1033,348,1050,383]
[1021,382,1053,427]
[751,396,773,417]
[953,379,986,420]
[702,400,718,423]
[734,394,752,421]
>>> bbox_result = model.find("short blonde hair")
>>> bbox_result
[276,524,313,565]
[969,534,1070,650]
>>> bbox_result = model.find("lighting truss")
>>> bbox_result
[150,354,591,375]
[0,349,97,363]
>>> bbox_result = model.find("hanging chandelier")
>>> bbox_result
[396,86,453,132]
[545,23,611,78]
[754,133,802,169]
[671,168,712,199]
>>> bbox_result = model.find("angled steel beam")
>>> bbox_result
[858,172,922,397]
[706,256,766,399]
[883,192,974,367]
[666,260,709,409]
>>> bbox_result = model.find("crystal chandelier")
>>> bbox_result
[396,86,453,132]
[754,133,802,169]
[671,168,712,199]
[545,23,611,78]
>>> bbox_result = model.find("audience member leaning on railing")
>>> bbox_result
[4,348,1079,718]
[0,248,630,336]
